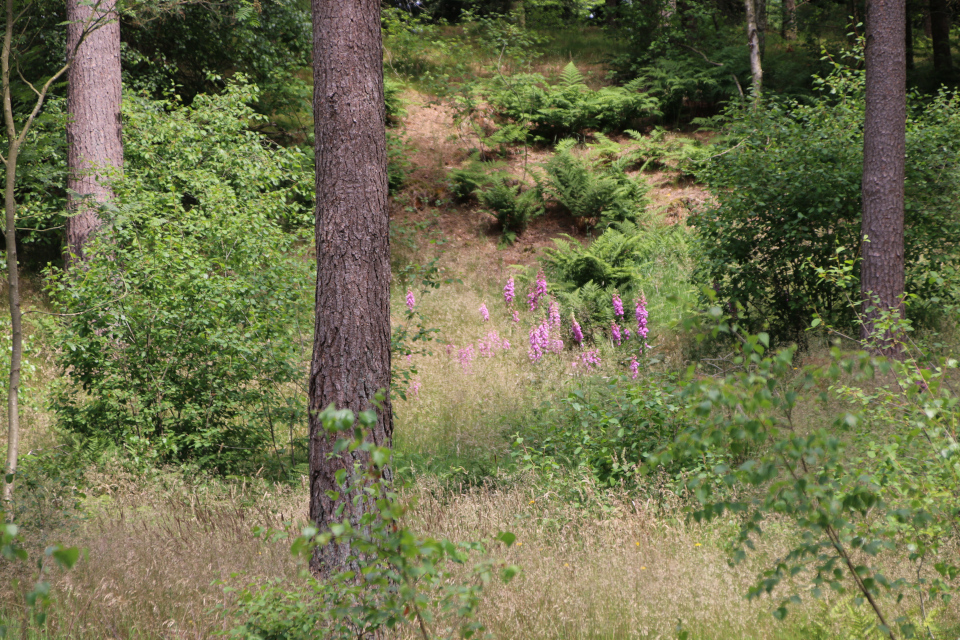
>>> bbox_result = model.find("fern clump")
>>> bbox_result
[478,179,543,240]
[485,62,660,141]
[541,220,692,334]
[624,128,711,177]
[539,141,649,229]
[448,155,511,201]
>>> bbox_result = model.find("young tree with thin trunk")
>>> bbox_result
[65,0,123,265]
[928,0,952,71]
[2,0,110,503]
[745,0,763,95]
[861,0,906,353]
[309,0,392,575]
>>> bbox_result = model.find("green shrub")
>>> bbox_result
[483,62,660,141]
[624,128,712,177]
[516,375,690,489]
[538,141,649,229]
[478,179,543,239]
[50,79,313,473]
[693,61,960,344]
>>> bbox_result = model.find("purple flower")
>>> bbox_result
[571,315,583,344]
[635,294,649,344]
[458,345,476,374]
[504,278,515,305]
[528,324,545,362]
[410,379,422,398]
[574,349,601,370]
[512,310,520,323]
[630,356,640,379]
[528,270,548,311]
[478,330,509,357]
[611,321,622,346]
[624,328,632,340]
[613,292,624,317]
[405,290,415,311]
[549,300,561,330]
[480,303,490,322]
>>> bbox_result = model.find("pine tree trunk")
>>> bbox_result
[861,0,906,353]
[65,0,122,265]
[782,0,797,39]
[309,0,393,576]
[746,0,763,95]
[929,0,952,70]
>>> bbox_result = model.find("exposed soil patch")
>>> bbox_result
[391,88,713,273]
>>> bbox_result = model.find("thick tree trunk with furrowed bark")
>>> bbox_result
[309,0,393,576]
[861,0,906,353]
[65,0,122,265]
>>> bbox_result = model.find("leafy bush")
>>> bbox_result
[693,61,960,344]
[228,405,518,640]
[483,62,660,141]
[655,309,960,635]
[478,179,543,239]
[541,220,692,333]
[50,80,313,473]
[516,375,688,489]
[538,142,650,229]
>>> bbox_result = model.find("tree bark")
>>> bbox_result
[782,0,797,39]
[309,0,393,576]
[2,0,21,505]
[746,0,763,95]
[65,0,122,265]
[861,0,906,352]
[929,0,952,70]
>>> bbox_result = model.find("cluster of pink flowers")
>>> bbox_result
[479,303,490,322]
[572,349,601,371]
[478,330,510,357]
[528,307,564,362]
[612,292,624,318]
[511,310,520,323]
[571,315,583,344]
[630,356,640,379]
[528,271,548,311]
[503,278,515,305]
[409,379,422,398]
[611,321,622,346]
[636,294,648,341]
[406,290,416,311]
[457,345,476,374]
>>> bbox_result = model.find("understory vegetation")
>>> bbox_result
[0,2,959,639]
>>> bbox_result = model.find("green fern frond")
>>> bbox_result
[559,61,586,89]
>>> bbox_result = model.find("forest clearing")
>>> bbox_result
[0,0,957,638]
